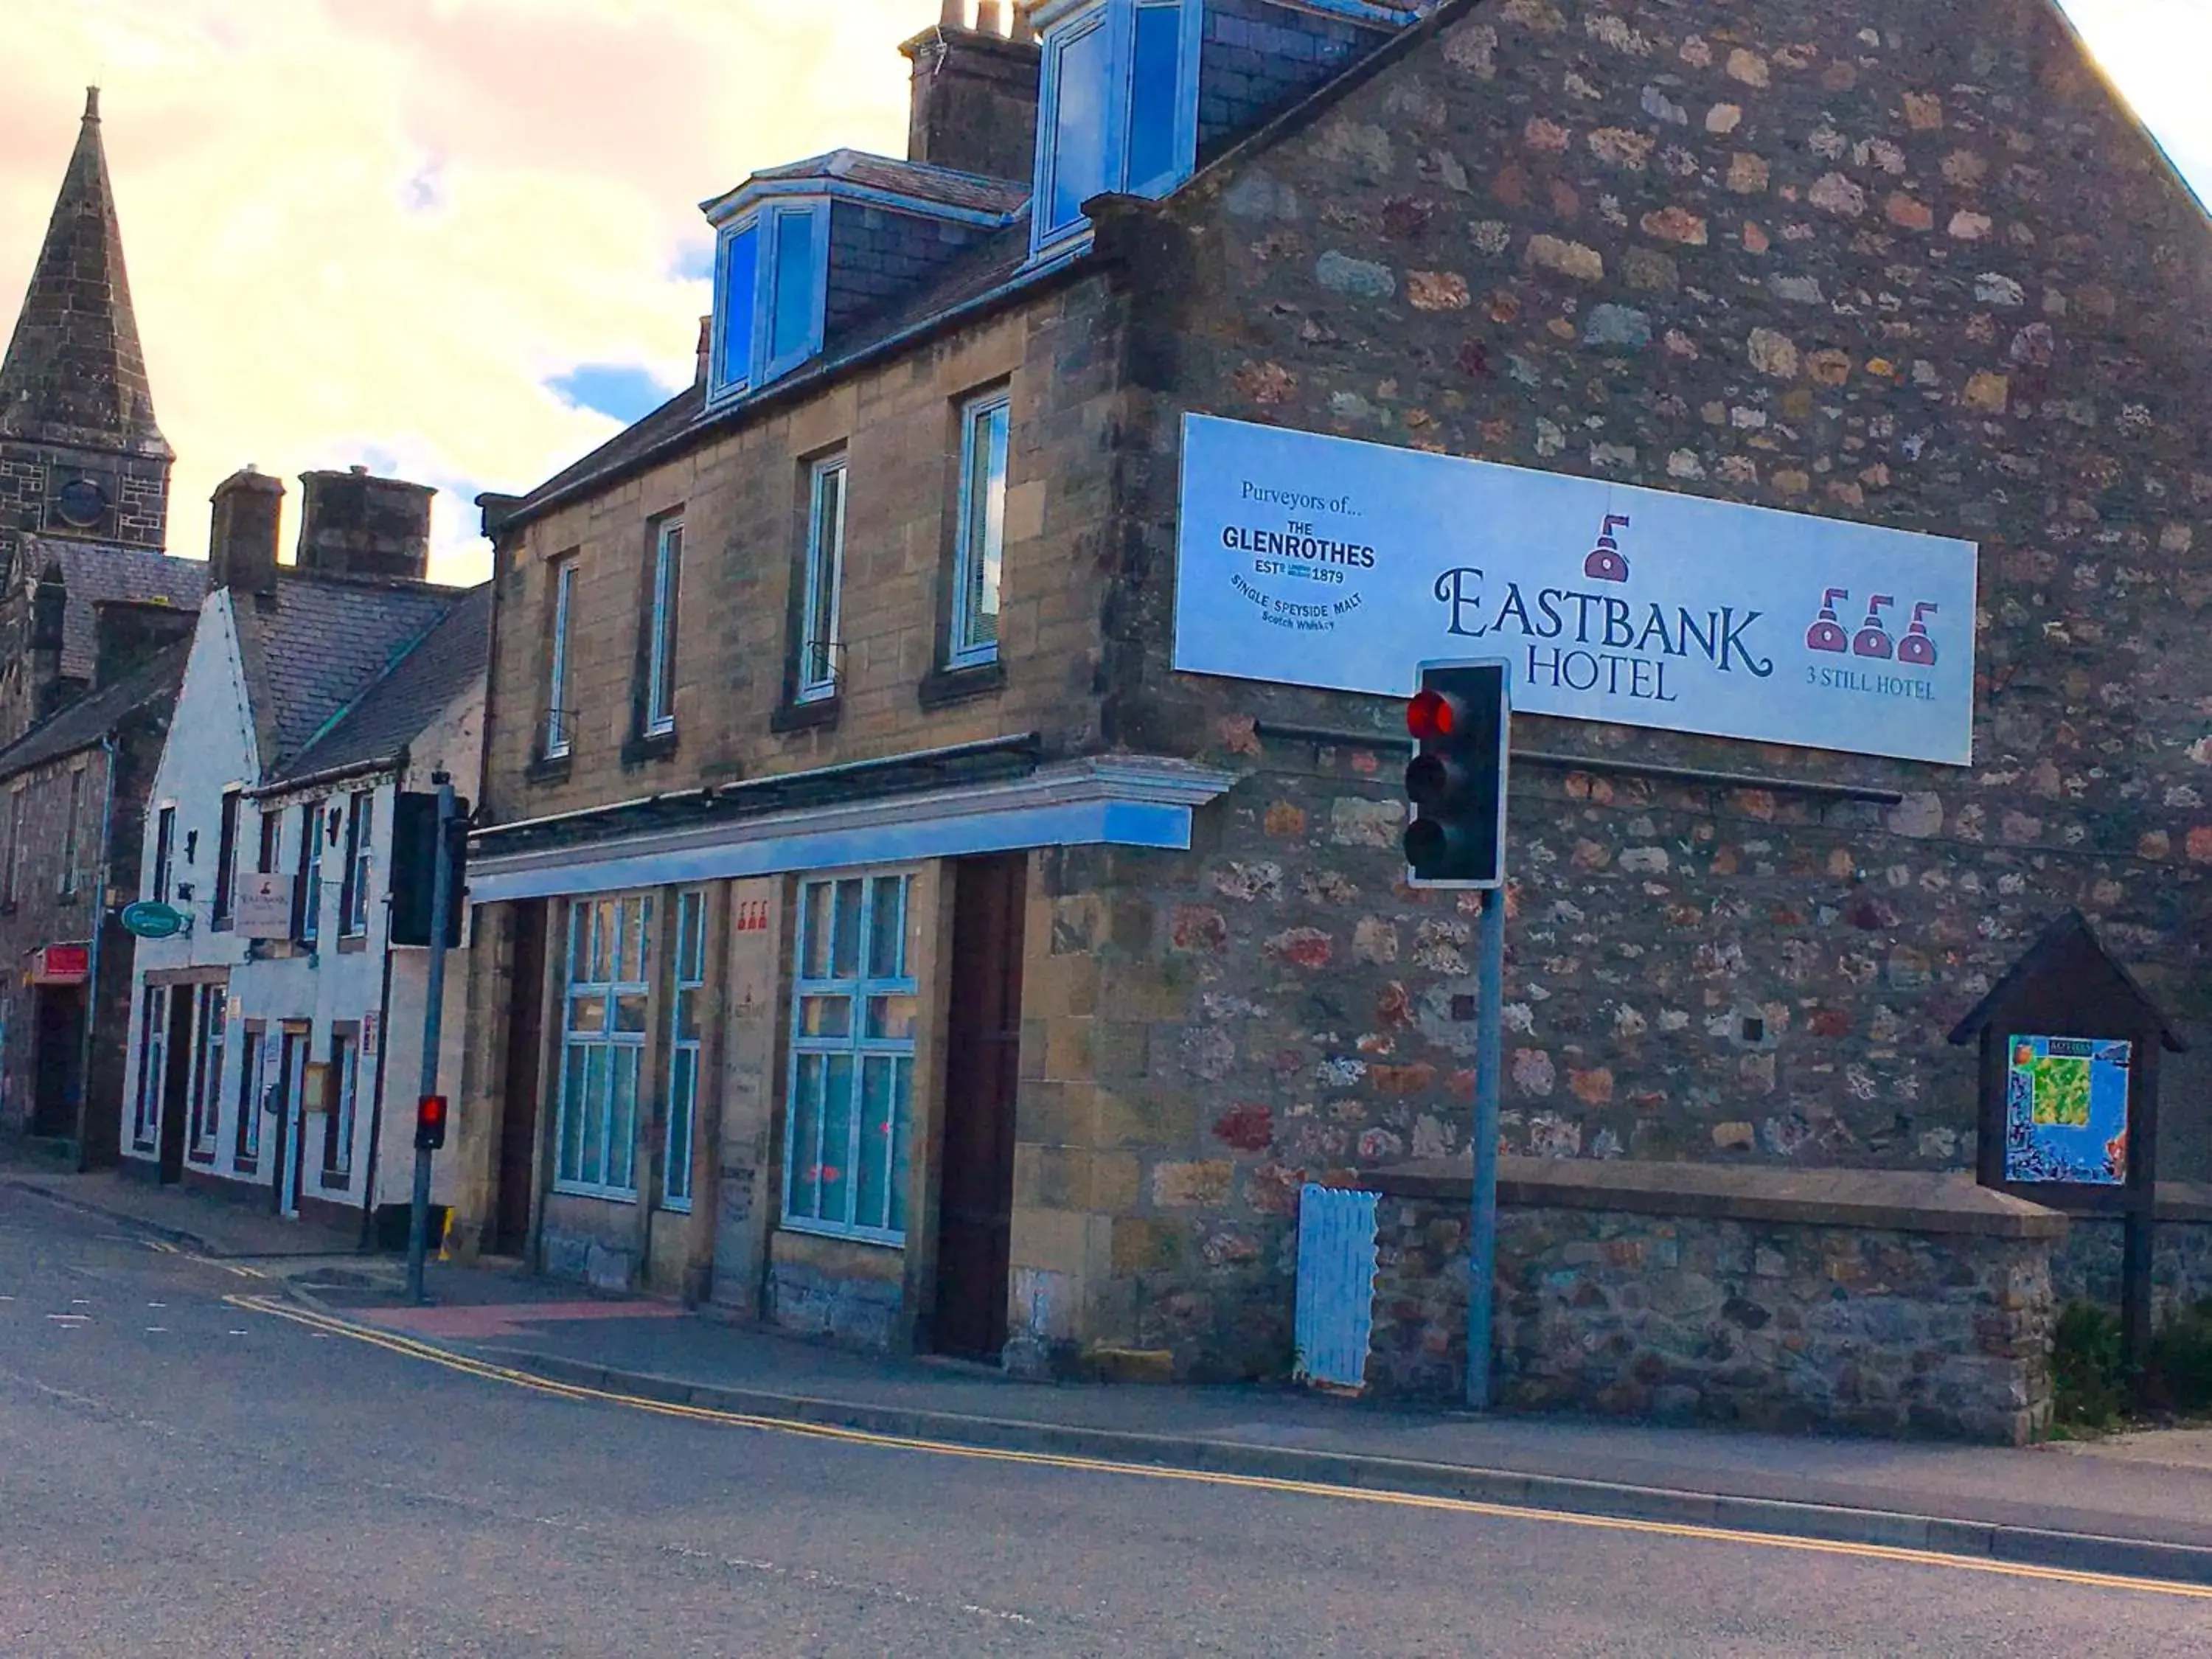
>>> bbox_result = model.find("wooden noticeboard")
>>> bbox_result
[1950,909,2188,1380]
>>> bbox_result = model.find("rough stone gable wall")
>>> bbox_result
[1024,0,2212,1377]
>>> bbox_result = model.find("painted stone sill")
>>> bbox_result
[621,728,680,768]
[917,658,1006,711]
[769,695,841,735]
[526,751,574,787]
[1344,1156,2070,1240]
[335,934,368,954]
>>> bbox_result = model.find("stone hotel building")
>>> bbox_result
[447,0,2212,1422]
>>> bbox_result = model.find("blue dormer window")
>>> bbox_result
[1032,0,1202,257]
[709,202,827,403]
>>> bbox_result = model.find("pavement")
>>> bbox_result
[12,1142,2212,1592]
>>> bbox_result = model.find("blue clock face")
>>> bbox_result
[55,477,108,526]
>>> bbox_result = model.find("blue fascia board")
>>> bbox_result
[471,798,1196,904]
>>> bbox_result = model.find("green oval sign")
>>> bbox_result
[120,900,188,939]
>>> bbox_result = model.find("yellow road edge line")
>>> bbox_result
[224,1293,2212,1603]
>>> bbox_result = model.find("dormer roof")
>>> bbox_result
[701,148,1030,226]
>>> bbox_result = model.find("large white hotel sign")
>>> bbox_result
[1172,414,1979,766]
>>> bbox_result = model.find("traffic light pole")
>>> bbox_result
[405,776,457,1307]
[1467,878,1506,1412]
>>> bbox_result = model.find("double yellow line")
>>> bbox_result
[227,1292,2212,1603]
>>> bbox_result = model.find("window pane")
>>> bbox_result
[560,1045,588,1183]
[720,224,759,385]
[802,882,833,979]
[1050,20,1110,230]
[1128,1,1183,192]
[799,995,852,1038]
[959,400,1009,655]
[864,995,918,1042]
[677,990,703,1043]
[568,992,606,1034]
[858,1056,897,1233]
[591,901,614,983]
[818,1053,855,1226]
[888,1057,914,1236]
[803,465,845,692]
[579,1047,608,1186]
[614,994,649,1034]
[609,1046,639,1190]
[771,209,817,364]
[867,875,906,979]
[788,1054,825,1220]
[678,891,705,981]
[832,880,863,978]
[666,1048,696,1204]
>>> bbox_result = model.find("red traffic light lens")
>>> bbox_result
[1407,689,1455,741]
[418,1095,448,1129]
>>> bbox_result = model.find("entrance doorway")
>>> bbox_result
[158,987,194,1183]
[932,853,1028,1361]
[29,984,86,1139]
[493,900,549,1256]
[271,1026,310,1217]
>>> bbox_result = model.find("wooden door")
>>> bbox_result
[932,854,1028,1361]
[30,985,86,1138]
[274,1027,308,1217]
[157,988,194,1183]
[494,901,548,1256]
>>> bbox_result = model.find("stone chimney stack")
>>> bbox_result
[29,559,66,689]
[296,465,433,582]
[207,466,284,597]
[695,315,713,386]
[900,1,1042,182]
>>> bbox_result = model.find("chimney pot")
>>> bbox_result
[975,0,1004,32]
[940,0,964,23]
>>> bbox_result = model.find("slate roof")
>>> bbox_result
[232,569,466,779]
[0,640,186,782]
[21,536,207,683]
[269,582,492,788]
[740,149,1032,218]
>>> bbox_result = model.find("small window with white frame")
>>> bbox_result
[554,894,653,1200]
[338,790,373,937]
[949,389,1011,668]
[796,456,847,703]
[644,519,683,737]
[322,1027,359,1182]
[662,888,708,1213]
[545,556,577,759]
[784,871,917,1243]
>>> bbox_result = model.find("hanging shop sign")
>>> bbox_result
[1172,414,1980,765]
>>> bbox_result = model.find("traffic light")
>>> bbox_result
[389,791,468,947]
[1402,659,1510,888]
[414,1094,449,1152]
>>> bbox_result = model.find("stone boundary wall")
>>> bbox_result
[2050,1186,2212,1321]
[1353,1158,2065,1444]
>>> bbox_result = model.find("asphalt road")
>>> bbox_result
[2,1186,2206,1658]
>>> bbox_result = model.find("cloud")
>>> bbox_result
[0,0,941,585]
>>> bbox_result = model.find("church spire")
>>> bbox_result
[0,88,170,459]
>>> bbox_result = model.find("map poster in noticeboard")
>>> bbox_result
[2003,1034,2133,1186]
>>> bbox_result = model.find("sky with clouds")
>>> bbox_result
[1,0,2205,587]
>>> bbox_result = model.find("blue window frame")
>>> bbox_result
[709,203,827,402]
[554,894,653,1200]
[1030,0,1202,258]
[784,872,917,1245]
[662,888,707,1213]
